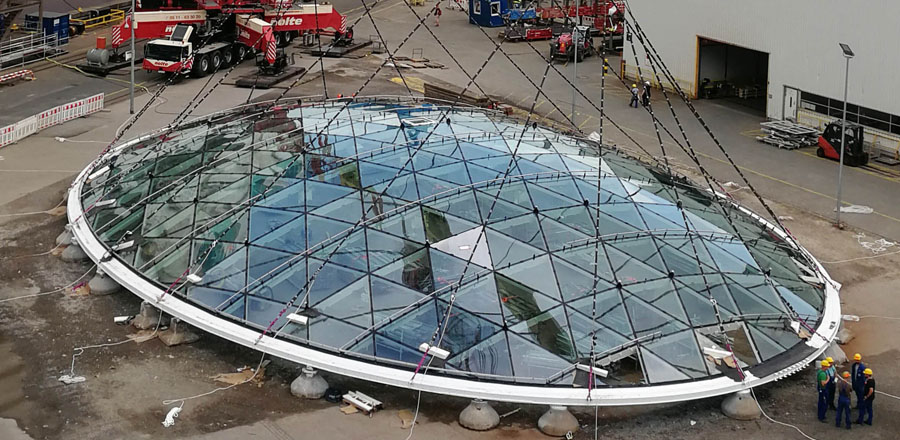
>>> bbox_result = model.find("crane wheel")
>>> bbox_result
[211,51,223,72]
[192,54,210,78]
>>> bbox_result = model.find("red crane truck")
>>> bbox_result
[109,1,348,77]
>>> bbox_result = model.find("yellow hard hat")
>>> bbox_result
[864,368,873,375]
[821,360,830,367]
[854,353,861,361]
[632,84,637,88]
[826,357,834,363]
[842,372,850,378]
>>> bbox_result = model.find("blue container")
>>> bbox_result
[469,0,509,27]
[24,11,70,44]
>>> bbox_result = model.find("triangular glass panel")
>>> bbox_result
[313,276,372,327]
[439,275,504,325]
[642,330,709,378]
[540,216,591,251]
[254,177,304,211]
[371,277,429,324]
[312,229,368,272]
[359,161,410,188]
[187,285,239,312]
[725,274,786,318]
[248,247,295,284]
[254,215,307,254]
[373,248,433,294]
[423,207,478,243]
[624,279,690,325]
[419,163,472,187]
[542,206,595,237]
[140,240,191,285]
[639,346,691,384]
[247,256,306,303]
[604,242,667,285]
[142,203,194,239]
[364,228,424,271]
[305,180,354,209]
[498,255,561,301]
[245,295,289,330]
[485,228,543,268]
[508,305,577,361]
[446,331,513,377]
[676,274,739,320]
[704,239,761,275]
[495,273,561,327]
[199,175,251,204]
[429,248,484,292]
[424,190,482,224]
[375,300,439,357]
[475,191,531,224]
[434,300,503,356]
[306,214,353,248]
[310,192,363,224]
[432,226,492,269]
[371,173,418,201]
[250,207,301,241]
[506,332,572,383]
[305,258,366,307]
[526,181,579,211]
[568,290,634,339]
[308,317,368,350]
[415,173,460,199]
[369,206,426,244]
[555,243,614,280]
[413,150,459,171]
[565,307,631,359]
[552,256,612,301]
[623,294,686,338]
[466,163,505,184]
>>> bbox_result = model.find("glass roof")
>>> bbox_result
[79,99,825,387]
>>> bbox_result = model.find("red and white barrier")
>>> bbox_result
[0,93,104,149]
[0,69,35,84]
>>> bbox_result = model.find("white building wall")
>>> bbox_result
[622,0,900,120]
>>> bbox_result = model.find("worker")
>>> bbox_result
[825,356,836,409]
[630,84,639,108]
[850,353,866,407]
[856,368,874,425]
[433,3,442,26]
[641,80,651,107]
[835,372,852,429]
[816,360,831,422]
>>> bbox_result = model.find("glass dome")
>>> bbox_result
[74,98,832,394]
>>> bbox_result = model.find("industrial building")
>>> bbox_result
[623,0,900,160]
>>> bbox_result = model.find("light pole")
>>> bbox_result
[129,0,135,114]
[835,43,854,227]
[572,1,578,122]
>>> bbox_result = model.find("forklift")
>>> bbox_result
[816,121,869,167]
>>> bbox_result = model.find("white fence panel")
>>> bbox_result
[0,93,105,149]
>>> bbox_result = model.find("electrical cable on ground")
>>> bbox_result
[750,388,818,440]
[0,265,94,304]
[0,196,66,218]
[0,244,63,261]
[819,249,900,264]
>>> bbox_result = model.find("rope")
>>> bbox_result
[750,388,818,440]
[0,244,62,261]
[0,196,66,218]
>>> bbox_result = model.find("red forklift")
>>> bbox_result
[816,121,869,167]
[550,25,594,61]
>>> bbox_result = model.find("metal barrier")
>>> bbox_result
[797,109,900,161]
[0,93,104,149]
[0,32,66,69]
[0,68,35,83]
[71,9,125,30]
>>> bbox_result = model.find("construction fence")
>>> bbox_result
[0,93,104,148]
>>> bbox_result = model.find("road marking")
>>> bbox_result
[578,115,595,130]
[740,129,764,138]
[796,150,900,184]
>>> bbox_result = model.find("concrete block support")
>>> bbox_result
[721,390,761,420]
[290,366,328,399]
[88,268,121,296]
[158,318,200,346]
[538,405,579,437]
[60,237,88,262]
[56,224,73,246]
[458,399,500,431]
[132,301,166,330]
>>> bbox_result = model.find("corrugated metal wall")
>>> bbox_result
[622,0,898,120]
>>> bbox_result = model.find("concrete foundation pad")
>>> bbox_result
[721,390,761,420]
[290,366,328,399]
[538,406,579,437]
[458,399,499,431]
[158,318,200,346]
[88,269,121,296]
[823,342,848,365]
